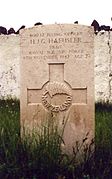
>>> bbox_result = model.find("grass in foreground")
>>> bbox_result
[0,99,112,179]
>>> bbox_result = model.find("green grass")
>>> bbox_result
[0,99,112,179]
[95,103,112,179]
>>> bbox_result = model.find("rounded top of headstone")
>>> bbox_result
[20,23,94,36]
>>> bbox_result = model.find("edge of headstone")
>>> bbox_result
[19,23,94,35]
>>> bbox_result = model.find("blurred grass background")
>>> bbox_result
[0,99,112,179]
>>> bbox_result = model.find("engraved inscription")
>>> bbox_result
[30,37,81,44]
[42,82,72,112]
[22,30,92,61]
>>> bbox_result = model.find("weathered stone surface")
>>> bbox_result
[0,35,20,99]
[0,32,112,102]
[94,31,112,102]
[20,24,94,151]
